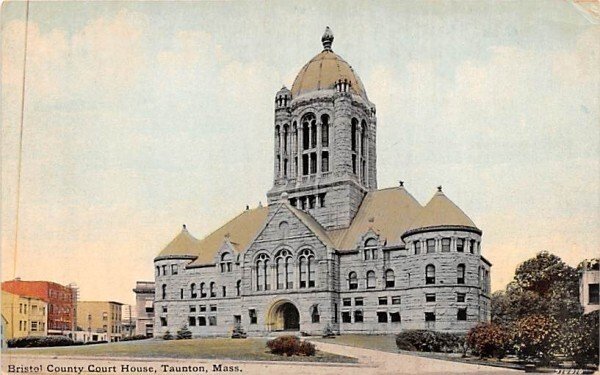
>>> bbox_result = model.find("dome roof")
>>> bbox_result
[291,27,368,100]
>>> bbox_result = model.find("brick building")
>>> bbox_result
[153,28,491,337]
[2,279,76,334]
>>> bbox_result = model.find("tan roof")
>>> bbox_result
[332,186,423,250]
[157,206,269,266]
[408,189,477,231]
[286,204,335,248]
[291,50,367,99]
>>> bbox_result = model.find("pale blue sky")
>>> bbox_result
[2,1,598,305]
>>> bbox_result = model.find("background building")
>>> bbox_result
[1,290,48,339]
[76,301,123,342]
[121,304,136,338]
[579,259,599,314]
[133,281,154,337]
[2,279,76,334]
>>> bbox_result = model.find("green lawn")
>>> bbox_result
[312,334,398,353]
[4,338,357,363]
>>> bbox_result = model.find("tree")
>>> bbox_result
[512,314,560,365]
[514,251,578,297]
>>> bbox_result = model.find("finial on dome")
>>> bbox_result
[182,224,187,230]
[437,185,443,192]
[322,26,334,51]
[399,180,404,187]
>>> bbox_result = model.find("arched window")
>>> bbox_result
[283,124,289,153]
[220,253,232,273]
[275,125,280,151]
[156,266,160,276]
[385,269,395,288]
[321,115,329,147]
[321,151,329,173]
[311,304,320,323]
[275,249,293,289]
[364,238,378,260]
[366,271,376,289]
[302,114,315,150]
[255,253,271,291]
[161,284,167,300]
[426,265,436,284]
[298,249,315,288]
[190,283,197,298]
[457,264,466,284]
[210,282,216,297]
[351,118,358,152]
[236,280,241,296]
[348,272,358,290]
[199,282,206,298]
[361,120,367,155]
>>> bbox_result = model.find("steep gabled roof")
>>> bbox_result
[157,206,269,266]
[286,203,335,248]
[407,189,477,232]
[332,186,423,250]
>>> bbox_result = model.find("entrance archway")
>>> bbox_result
[267,300,300,331]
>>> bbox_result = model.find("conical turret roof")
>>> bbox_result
[407,187,478,233]
[158,225,200,257]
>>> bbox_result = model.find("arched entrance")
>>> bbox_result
[267,300,300,331]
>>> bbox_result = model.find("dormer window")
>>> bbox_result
[364,238,378,260]
[220,253,233,273]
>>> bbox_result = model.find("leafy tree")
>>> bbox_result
[466,323,510,359]
[512,314,560,365]
[514,251,578,297]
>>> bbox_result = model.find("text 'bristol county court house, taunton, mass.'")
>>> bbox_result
[152,27,492,337]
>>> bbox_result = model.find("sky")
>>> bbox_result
[1,1,598,307]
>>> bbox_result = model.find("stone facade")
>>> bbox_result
[152,28,491,338]
[579,259,599,315]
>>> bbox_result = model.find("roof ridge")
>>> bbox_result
[197,206,265,242]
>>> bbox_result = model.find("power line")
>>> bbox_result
[13,0,30,279]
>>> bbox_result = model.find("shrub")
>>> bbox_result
[467,323,510,359]
[266,335,315,356]
[395,330,464,353]
[322,324,335,338]
[512,314,560,365]
[231,322,247,339]
[176,325,192,340]
[162,330,173,340]
[121,335,148,342]
[557,311,599,367]
[7,336,75,348]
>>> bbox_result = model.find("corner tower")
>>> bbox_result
[267,27,377,230]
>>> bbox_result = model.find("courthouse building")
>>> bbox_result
[153,28,492,337]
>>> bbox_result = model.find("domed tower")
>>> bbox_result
[400,187,491,331]
[267,27,377,230]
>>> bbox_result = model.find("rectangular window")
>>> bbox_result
[441,238,451,252]
[208,316,217,326]
[354,297,364,306]
[334,303,338,323]
[160,317,167,326]
[249,309,257,324]
[457,293,466,303]
[457,239,464,252]
[210,304,217,312]
[189,317,196,326]
[319,193,326,208]
[222,286,226,297]
[383,251,391,261]
[198,316,206,326]
[342,298,352,307]
[352,154,357,174]
[302,154,309,175]
[378,297,388,305]
[199,305,206,312]
[180,289,184,299]
[31,321,37,331]
[364,249,371,260]
[171,264,178,275]
[162,306,168,313]
[589,284,599,305]
[470,240,476,254]
[425,312,436,322]
[391,296,401,305]
[354,310,363,323]
[377,311,388,323]
[189,305,196,313]
[390,312,401,322]
[342,311,351,323]
[426,239,435,253]
[457,308,467,321]
[415,241,421,255]
[426,293,436,302]
[310,153,317,174]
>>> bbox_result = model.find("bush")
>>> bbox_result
[83,340,108,345]
[557,311,599,367]
[266,335,315,356]
[467,323,510,359]
[176,325,192,340]
[7,336,75,348]
[322,324,335,338]
[395,330,464,353]
[231,322,247,339]
[162,330,173,340]
[121,335,148,342]
[512,314,560,365]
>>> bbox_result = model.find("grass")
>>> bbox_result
[312,334,398,353]
[3,338,357,363]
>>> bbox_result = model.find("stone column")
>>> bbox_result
[316,120,322,174]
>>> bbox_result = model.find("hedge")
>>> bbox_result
[396,330,465,353]
[7,336,76,348]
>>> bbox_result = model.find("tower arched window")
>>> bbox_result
[210,282,216,297]
[385,269,395,288]
[348,271,358,290]
[457,264,466,284]
[321,115,329,147]
[360,120,367,155]
[366,270,376,289]
[283,124,288,153]
[161,284,167,300]
[190,283,197,298]
[322,151,329,173]
[199,282,206,298]
[156,266,160,276]
[275,125,280,151]
[302,114,315,150]
[426,264,436,284]
[220,253,232,273]
[255,253,271,291]
[298,249,315,288]
[351,118,358,152]
[275,249,293,289]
